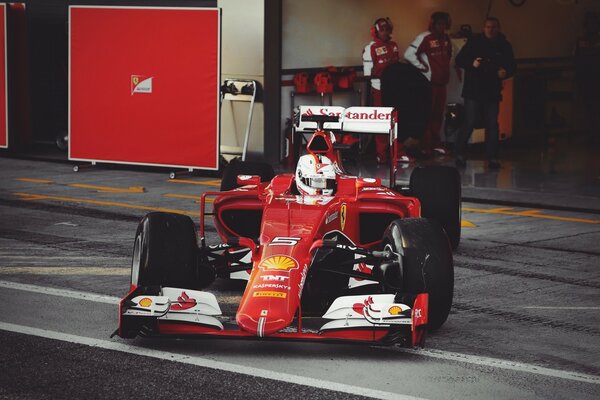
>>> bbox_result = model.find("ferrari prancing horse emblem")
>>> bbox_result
[340,204,347,231]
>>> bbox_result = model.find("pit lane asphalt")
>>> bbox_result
[0,157,599,399]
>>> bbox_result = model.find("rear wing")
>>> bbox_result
[295,106,345,132]
[294,106,399,187]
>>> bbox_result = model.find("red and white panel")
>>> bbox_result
[69,6,220,169]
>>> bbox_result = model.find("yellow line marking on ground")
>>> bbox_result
[485,207,515,212]
[461,219,477,228]
[16,178,53,184]
[15,193,49,201]
[16,178,145,193]
[68,184,145,193]
[163,193,214,204]
[519,209,543,215]
[0,267,129,275]
[168,179,221,187]
[462,207,600,224]
[14,192,199,217]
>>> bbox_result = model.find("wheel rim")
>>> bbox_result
[383,224,405,286]
[131,234,142,286]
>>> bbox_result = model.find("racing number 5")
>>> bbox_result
[269,237,301,246]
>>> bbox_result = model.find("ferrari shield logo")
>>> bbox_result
[340,204,347,231]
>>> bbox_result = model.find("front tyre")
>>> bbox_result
[131,212,201,291]
[381,218,454,330]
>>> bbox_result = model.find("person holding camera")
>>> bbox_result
[454,17,515,169]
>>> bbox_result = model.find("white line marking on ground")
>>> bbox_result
[397,348,599,385]
[2,280,599,385]
[0,322,423,400]
[0,255,127,260]
[0,280,119,304]
[0,267,128,275]
[523,306,600,310]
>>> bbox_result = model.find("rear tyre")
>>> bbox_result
[381,218,454,330]
[131,212,201,292]
[409,166,461,249]
[220,159,274,191]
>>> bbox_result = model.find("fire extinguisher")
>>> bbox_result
[314,71,334,94]
[293,72,311,93]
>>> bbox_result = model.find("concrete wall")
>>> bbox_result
[283,0,600,68]
[218,0,265,159]
[220,0,600,159]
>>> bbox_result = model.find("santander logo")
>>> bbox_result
[301,107,391,121]
[301,107,343,118]
[344,108,391,121]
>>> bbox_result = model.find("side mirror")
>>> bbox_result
[236,175,261,186]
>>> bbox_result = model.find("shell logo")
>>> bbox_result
[138,297,153,307]
[259,255,298,271]
[388,305,403,315]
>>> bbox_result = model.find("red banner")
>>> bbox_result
[69,7,220,169]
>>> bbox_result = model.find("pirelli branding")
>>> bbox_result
[253,291,287,299]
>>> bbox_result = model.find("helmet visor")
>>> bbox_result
[303,176,336,190]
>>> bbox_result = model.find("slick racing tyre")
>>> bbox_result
[409,166,461,250]
[131,212,202,292]
[220,159,275,191]
[381,218,454,330]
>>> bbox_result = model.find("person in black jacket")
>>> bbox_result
[575,12,600,143]
[454,17,515,169]
[381,62,431,152]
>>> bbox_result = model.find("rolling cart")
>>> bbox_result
[220,79,258,162]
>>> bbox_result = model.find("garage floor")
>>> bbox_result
[5,134,600,212]
[341,136,600,212]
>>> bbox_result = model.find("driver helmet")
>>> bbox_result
[295,154,337,196]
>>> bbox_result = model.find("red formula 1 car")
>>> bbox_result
[115,107,461,347]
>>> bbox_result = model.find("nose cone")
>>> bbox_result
[237,313,288,337]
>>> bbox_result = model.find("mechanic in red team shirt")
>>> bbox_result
[362,17,405,164]
[404,12,452,156]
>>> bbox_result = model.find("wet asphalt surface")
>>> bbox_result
[0,157,599,399]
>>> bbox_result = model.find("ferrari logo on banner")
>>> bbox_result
[340,203,347,231]
[131,75,153,95]
[259,255,299,271]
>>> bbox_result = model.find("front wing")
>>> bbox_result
[115,287,429,347]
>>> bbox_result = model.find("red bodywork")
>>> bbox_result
[197,131,421,339]
[118,128,429,346]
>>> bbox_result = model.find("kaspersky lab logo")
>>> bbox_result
[131,75,153,95]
